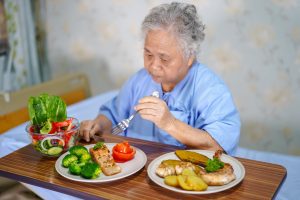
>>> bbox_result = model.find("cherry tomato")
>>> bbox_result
[29,126,35,133]
[112,141,136,162]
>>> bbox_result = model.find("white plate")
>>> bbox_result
[55,143,147,183]
[147,150,245,194]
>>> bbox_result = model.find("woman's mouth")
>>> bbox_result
[150,73,162,82]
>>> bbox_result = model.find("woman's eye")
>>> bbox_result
[161,58,168,63]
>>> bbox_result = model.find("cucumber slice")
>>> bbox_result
[47,139,53,147]
[40,121,52,134]
[41,139,52,149]
[47,146,63,156]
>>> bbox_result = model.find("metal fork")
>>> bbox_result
[111,91,159,135]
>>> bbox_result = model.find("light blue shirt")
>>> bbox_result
[99,62,241,155]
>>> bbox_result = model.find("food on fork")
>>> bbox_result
[89,142,122,176]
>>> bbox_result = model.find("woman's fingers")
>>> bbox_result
[135,96,164,112]
[138,96,160,104]
[90,123,101,140]
[135,97,172,129]
[135,102,159,113]
[79,121,92,142]
[80,120,100,142]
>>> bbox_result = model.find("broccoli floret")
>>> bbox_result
[79,153,91,163]
[69,162,82,175]
[69,145,89,158]
[62,154,78,168]
[81,162,101,179]
[77,162,86,168]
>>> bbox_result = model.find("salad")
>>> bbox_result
[27,93,79,156]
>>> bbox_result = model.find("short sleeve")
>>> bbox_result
[194,85,241,155]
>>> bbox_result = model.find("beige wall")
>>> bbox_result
[45,0,300,155]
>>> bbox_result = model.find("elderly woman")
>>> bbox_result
[80,2,240,155]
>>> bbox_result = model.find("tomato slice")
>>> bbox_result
[32,134,43,140]
[66,118,73,124]
[53,118,73,131]
[53,121,68,127]
[48,123,57,134]
[114,141,133,153]
[112,142,136,162]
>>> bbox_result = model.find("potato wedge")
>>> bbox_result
[175,150,209,166]
[181,168,197,176]
[177,175,193,190]
[187,175,208,191]
[164,175,179,187]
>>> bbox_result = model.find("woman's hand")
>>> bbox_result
[134,96,175,130]
[79,115,112,142]
[79,120,102,142]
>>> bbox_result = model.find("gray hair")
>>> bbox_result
[141,2,205,60]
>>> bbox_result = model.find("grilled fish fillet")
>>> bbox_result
[89,144,121,176]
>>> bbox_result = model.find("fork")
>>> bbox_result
[111,91,159,135]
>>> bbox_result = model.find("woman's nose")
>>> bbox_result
[149,57,162,71]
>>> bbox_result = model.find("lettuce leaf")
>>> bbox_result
[28,93,67,126]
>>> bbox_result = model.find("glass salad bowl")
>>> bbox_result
[26,117,80,157]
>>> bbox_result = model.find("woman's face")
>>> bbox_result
[143,29,194,92]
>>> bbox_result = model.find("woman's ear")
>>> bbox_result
[187,55,195,67]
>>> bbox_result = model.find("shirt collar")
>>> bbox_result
[160,62,197,101]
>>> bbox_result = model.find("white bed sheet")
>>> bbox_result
[0,90,299,200]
